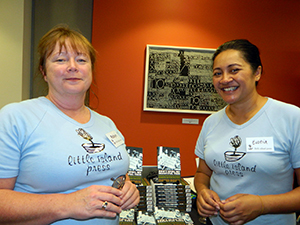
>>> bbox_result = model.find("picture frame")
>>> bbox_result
[143,45,227,114]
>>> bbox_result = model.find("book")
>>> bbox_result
[180,212,194,225]
[154,207,185,225]
[136,177,154,212]
[119,209,136,224]
[136,211,156,225]
[157,146,181,183]
[148,178,192,212]
[126,146,143,184]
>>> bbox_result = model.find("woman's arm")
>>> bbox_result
[219,168,300,224]
[194,159,221,217]
[194,159,212,193]
[0,177,124,225]
[262,167,300,214]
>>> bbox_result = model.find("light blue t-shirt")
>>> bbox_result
[0,97,130,224]
[195,98,300,225]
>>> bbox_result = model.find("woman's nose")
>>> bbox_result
[220,72,233,83]
[67,59,78,72]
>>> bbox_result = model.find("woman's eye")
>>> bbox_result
[55,58,66,62]
[213,71,221,76]
[77,58,87,63]
[231,68,240,73]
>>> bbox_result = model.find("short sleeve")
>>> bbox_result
[0,104,23,178]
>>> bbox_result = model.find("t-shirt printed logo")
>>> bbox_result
[224,135,246,162]
[68,128,124,176]
[212,135,257,178]
[76,128,105,153]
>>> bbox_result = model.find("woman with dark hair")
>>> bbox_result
[0,25,139,224]
[194,39,300,224]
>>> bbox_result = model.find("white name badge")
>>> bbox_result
[246,137,274,153]
[106,131,124,148]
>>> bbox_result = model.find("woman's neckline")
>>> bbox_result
[225,96,268,125]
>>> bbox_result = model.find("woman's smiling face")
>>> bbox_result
[43,39,92,98]
[212,49,261,105]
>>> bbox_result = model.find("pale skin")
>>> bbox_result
[195,49,300,224]
[0,40,139,224]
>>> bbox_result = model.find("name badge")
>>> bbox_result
[246,137,274,153]
[106,131,124,148]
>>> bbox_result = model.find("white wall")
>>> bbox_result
[0,0,31,109]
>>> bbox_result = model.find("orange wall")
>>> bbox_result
[91,0,300,176]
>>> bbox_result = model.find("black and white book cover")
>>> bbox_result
[157,146,181,183]
[154,208,185,225]
[119,209,136,224]
[137,211,156,225]
[181,212,194,225]
[126,146,143,184]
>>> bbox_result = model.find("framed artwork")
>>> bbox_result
[143,45,227,114]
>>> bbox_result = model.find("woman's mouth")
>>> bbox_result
[222,86,238,92]
[65,78,81,81]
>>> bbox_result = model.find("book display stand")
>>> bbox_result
[120,146,195,225]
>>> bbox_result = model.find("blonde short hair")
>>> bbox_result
[38,25,96,74]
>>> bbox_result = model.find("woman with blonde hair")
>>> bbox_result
[0,25,139,224]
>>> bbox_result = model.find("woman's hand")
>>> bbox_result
[194,158,220,217]
[196,188,221,217]
[0,179,138,224]
[64,185,124,220]
[219,194,263,225]
[119,180,140,210]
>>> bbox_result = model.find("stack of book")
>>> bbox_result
[126,146,154,212]
[136,178,154,212]
[155,146,192,212]
[125,146,194,224]
[152,178,192,212]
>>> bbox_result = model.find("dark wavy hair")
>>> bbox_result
[212,39,263,85]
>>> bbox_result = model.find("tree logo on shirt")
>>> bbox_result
[224,135,246,162]
[76,128,105,153]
